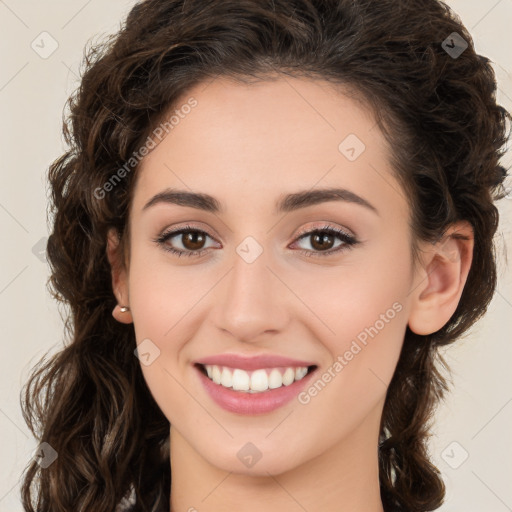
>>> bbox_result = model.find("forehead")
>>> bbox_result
[131,75,406,220]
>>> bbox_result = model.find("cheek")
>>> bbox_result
[126,255,190,385]
[292,237,411,349]
[127,247,202,339]
[293,242,411,414]
[126,257,197,424]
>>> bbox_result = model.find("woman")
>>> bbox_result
[20,0,510,511]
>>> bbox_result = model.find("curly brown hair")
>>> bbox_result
[20,0,510,511]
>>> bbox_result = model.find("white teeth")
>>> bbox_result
[282,368,295,386]
[232,369,250,391]
[250,369,268,392]
[212,365,221,385]
[295,367,308,380]
[268,368,282,389]
[220,367,233,388]
[202,364,311,393]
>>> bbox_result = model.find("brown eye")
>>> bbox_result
[180,231,207,251]
[154,226,218,258]
[290,225,358,258]
[309,232,336,251]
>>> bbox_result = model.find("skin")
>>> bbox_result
[107,75,474,512]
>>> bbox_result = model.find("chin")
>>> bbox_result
[197,437,309,477]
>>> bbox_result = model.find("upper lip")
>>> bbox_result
[194,353,317,371]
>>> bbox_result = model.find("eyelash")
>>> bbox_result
[153,223,359,259]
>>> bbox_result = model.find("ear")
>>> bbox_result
[107,228,133,324]
[408,221,474,335]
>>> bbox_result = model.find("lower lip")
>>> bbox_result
[195,365,317,415]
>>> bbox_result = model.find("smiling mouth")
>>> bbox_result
[195,363,317,393]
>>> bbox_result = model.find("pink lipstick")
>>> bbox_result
[193,353,317,415]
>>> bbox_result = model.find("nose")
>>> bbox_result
[211,244,291,343]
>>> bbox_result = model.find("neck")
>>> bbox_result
[169,406,385,512]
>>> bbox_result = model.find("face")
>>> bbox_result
[108,76,439,476]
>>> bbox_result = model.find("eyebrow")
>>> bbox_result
[142,187,379,216]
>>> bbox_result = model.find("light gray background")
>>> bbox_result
[0,1,511,510]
